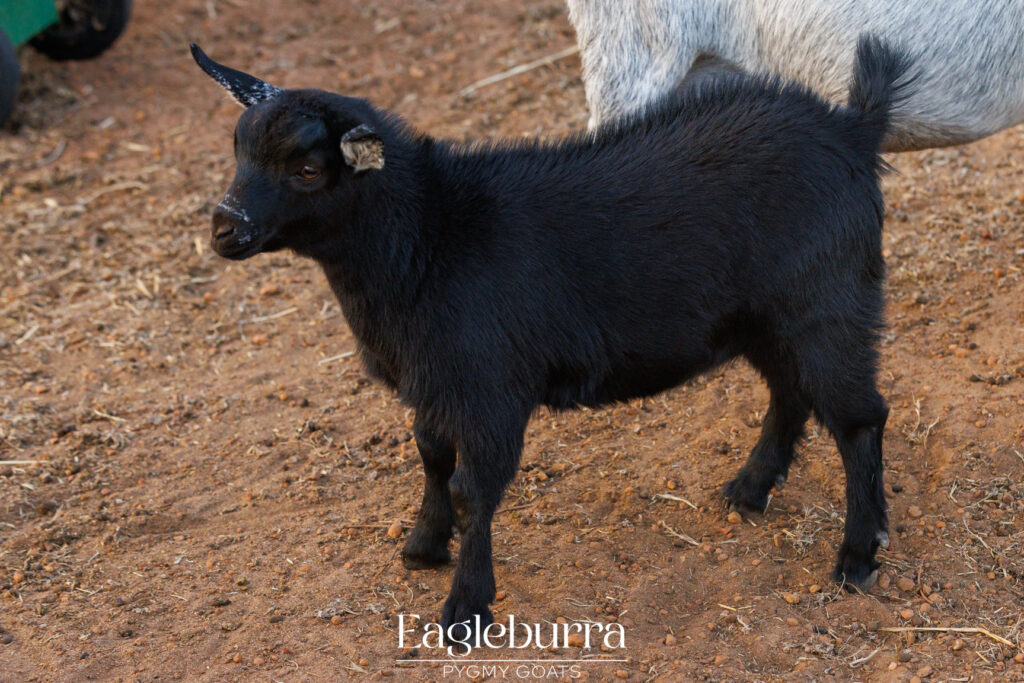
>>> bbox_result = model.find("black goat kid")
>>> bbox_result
[192,38,909,637]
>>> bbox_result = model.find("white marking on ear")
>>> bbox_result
[340,124,385,173]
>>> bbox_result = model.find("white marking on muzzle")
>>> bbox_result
[217,193,252,225]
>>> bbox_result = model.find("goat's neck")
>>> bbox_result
[316,142,432,376]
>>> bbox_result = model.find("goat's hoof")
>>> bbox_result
[722,476,770,513]
[440,598,494,647]
[876,530,891,551]
[843,568,879,592]
[833,550,880,592]
[401,548,451,570]
[401,534,452,569]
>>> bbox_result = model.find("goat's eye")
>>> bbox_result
[297,165,321,180]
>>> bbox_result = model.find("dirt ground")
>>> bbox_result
[2,1,1023,681]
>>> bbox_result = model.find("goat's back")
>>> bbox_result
[420,73,887,407]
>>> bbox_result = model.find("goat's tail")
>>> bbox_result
[845,34,914,154]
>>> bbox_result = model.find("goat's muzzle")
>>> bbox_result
[211,203,259,259]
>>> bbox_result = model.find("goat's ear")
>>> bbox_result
[340,124,385,173]
[190,43,282,107]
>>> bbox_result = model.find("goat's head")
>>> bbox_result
[191,44,385,260]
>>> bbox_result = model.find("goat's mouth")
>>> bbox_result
[211,222,274,260]
[211,229,269,260]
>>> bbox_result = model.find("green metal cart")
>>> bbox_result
[1,0,132,125]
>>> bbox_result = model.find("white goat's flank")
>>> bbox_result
[567,0,1024,151]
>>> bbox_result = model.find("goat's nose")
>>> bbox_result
[212,207,237,241]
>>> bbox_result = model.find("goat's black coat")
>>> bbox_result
[193,37,910,635]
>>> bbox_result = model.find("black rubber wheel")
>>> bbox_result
[30,0,132,61]
[0,29,19,126]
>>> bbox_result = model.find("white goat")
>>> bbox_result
[567,0,1024,151]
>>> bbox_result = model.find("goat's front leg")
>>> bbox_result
[439,420,524,641]
[402,421,457,569]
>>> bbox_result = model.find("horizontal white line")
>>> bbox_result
[395,659,627,663]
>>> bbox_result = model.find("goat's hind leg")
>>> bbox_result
[798,339,889,591]
[828,397,889,590]
[402,422,457,569]
[724,367,810,512]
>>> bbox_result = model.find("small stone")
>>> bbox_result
[909,677,921,683]
[495,591,507,601]
[1014,653,1024,663]
[951,638,964,651]
[898,650,913,662]
[782,592,800,604]
[614,669,629,679]
[897,577,916,592]
[916,665,932,678]
[253,656,265,666]
[330,615,342,626]
[713,654,729,666]
[259,283,281,297]
[211,597,231,607]
[786,617,799,627]
[358,658,370,667]
[386,521,403,539]
[878,573,891,590]
[11,571,24,584]
[251,334,268,346]
[664,634,676,645]
[808,584,821,594]
[269,615,284,623]
[726,511,742,525]
[1,634,13,644]
[900,609,915,620]
[907,505,923,519]
[567,633,585,647]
